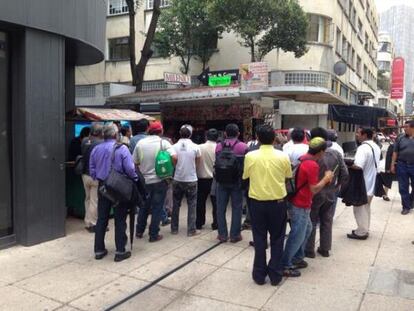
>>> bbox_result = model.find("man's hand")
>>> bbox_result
[391,164,396,174]
[324,170,334,184]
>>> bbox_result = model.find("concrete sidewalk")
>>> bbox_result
[2,184,414,311]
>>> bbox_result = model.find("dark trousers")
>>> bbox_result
[250,199,287,284]
[397,162,414,211]
[95,192,129,255]
[305,199,334,253]
[196,178,213,228]
[136,181,168,239]
[172,181,198,233]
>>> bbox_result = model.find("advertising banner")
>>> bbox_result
[391,57,405,99]
[239,62,268,91]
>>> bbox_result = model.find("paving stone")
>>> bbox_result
[189,268,277,309]
[14,262,120,303]
[367,267,414,300]
[169,239,218,259]
[375,245,414,271]
[360,293,414,311]
[195,244,244,267]
[113,285,181,311]
[0,285,62,311]
[159,261,217,292]
[263,280,361,311]
[164,293,257,311]
[69,276,149,311]
[223,248,255,273]
[54,306,82,311]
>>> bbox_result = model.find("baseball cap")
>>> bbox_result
[180,124,193,135]
[309,137,326,149]
[148,121,163,134]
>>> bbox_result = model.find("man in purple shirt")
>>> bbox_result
[90,123,138,262]
[215,123,248,243]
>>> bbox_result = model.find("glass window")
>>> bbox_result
[379,42,391,53]
[336,28,341,54]
[378,61,391,71]
[108,0,129,16]
[108,37,130,61]
[340,84,349,99]
[306,14,331,44]
[0,31,13,238]
[147,0,171,9]
[356,55,361,76]
[342,37,348,61]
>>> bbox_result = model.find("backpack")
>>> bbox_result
[155,139,174,179]
[285,159,313,199]
[215,141,241,184]
[74,155,84,175]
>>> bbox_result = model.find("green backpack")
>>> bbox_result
[155,139,174,179]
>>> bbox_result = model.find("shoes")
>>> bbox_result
[382,195,391,202]
[292,260,308,269]
[149,234,163,242]
[171,230,178,235]
[161,219,171,226]
[401,209,410,215]
[136,232,143,239]
[196,225,203,230]
[114,251,131,262]
[211,223,218,230]
[230,235,243,243]
[317,247,330,257]
[187,230,201,237]
[241,222,251,230]
[305,251,316,259]
[270,278,283,286]
[217,235,228,243]
[86,226,95,233]
[347,232,368,240]
[95,249,108,260]
[253,278,265,285]
[283,268,301,277]
[249,241,255,247]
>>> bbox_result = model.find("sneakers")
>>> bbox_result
[114,251,131,262]
[230,235,243,243]
[292,259,308,269]
[401,209,410,215]
[149,234,163,243]
[347,232,368,240]
[283,268,301,277]
[95,249,108,260]
[187,230,201,237]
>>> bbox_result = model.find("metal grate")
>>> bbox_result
[103,84,111,97]
[76,85,96,98]
[284,72,330,88]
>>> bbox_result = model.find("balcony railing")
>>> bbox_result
[270,70,332,89]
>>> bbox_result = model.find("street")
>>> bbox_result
[1,183,414,311]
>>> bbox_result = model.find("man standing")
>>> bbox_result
[129,119,149,154]
[215,123,249,243]
[196,129,218,230]
[170,125,201,236]
[281,138,333,277]
[305,128,348,258]
[81,123,103,233]
[285,127,309,166]
[347,127,380,239]
[243,125,292,286]
[133,121,172,242]
[391,120,414,215]
[89,123,138,262]
[327,129,344,158]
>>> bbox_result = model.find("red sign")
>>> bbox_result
[386,119,397,127]
[391,57,405,99]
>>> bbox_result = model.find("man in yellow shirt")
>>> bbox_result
[243,124,292,286]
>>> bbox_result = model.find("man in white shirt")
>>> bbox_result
[133,121,173,243]
[171,125,202,236]
[347,127,380,240]
[196,129,219,230]
[285,127,309,166]
[282,128,295,153]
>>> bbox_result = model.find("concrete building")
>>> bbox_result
[380,5,414,115]
[376,33,403,115]
[76,0,379,142]
[0,0,106,248]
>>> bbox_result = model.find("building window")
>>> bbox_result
[363,65,368,82]
[378,61,391,71]
[356,56,361,76]
[336,28,342,54]
[340,84,349,99]
[379,41,391,53]
[108,37,130,61]
[378,98,388,108]
[351,8,357,26]
[306,14,331,44]
[350,91,358,105]
[350,48,355,68]
[147,0,171,9]
[342,37,348,61]
[357,19,363,40]
[108,0,129,16]
[76,85,96,98]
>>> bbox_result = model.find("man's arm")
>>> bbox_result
[309,171,334,194]
[89,148,97,180]
[390,151,398,174]
[121,146,138,181]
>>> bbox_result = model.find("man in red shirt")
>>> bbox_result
[281,137,334,277]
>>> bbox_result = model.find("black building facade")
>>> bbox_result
[0,0,106,248]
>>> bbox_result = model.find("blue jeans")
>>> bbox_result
[216,183,243,239]
[397,162,414,211]
[136,181,168,239]
[282,204,312,269]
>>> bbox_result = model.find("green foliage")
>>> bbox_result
[154,0,223,73]
[209,0,308,62]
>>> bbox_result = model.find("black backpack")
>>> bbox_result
[215,141,241,184]
[285,159,313,199]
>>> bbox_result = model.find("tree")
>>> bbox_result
[126,0,161,91]
[153,0,223,74]
[377,70,390,94]
[209,0,308,62]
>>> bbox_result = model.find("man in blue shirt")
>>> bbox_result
[90,123,138,262]
[129,119,149,154]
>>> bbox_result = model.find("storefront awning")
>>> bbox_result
[66,107,155,121]
[328,104,393,128]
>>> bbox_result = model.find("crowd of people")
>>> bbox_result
[74,118,414,285]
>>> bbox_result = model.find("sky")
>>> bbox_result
[375,0,414,12]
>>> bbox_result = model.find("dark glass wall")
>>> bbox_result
[0,31,12,238]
